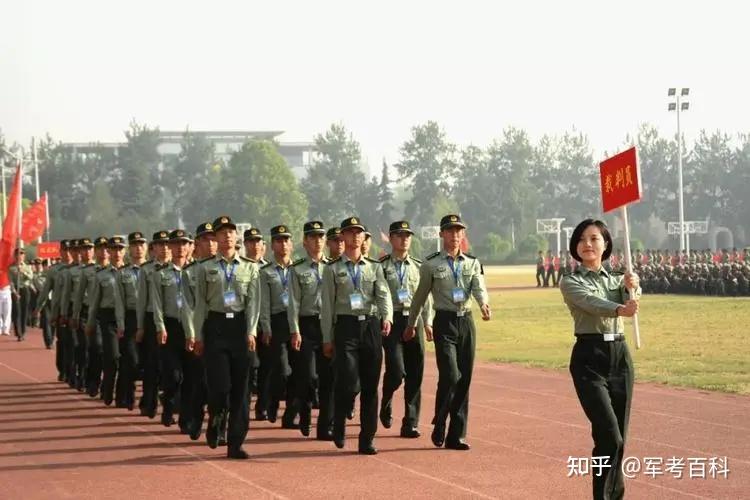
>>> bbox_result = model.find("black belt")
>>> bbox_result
[337,314,375,322]
[208,310,246,321]
[435,309,472,318]
[575,333,625,342]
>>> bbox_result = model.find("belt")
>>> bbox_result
[575,333,625,342]
[208,310,245,320]
[337,314,374,322]
[435,309,472,318]
[300,314,320,320]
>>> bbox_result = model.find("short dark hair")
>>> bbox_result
[569,219,613,262]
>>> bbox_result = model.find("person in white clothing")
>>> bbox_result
[0,283,12,335]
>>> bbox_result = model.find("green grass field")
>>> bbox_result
[465,266,750,394]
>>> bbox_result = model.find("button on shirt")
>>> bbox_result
[192,253,260,341]
[559,266,642,335]
[86,265,120,329]
[286,256,327,333]
[151,263,194,339]
[381,254,433,326]
[72,263,99,320]
[408,251,489,328]
[320,254,393,344]
[259,260,293,334]
[136,260,166,330]
[114,263,142,332]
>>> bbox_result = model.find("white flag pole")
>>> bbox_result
[620,203,641,349]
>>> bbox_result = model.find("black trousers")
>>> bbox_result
[333,315,382,445]
[267,312,295,413]
[119,310,139,407]
[139,312,160,413]
[570,337,634,500]
[544,267,555,287]
[204,311,250,449]
[98,308,119,403]
[382,313,425,429]
[12,288,30,339]
[74,306,89,387]
[85,306,103,393]
[60,310,76,384]
[255,338,271,414]
[432,310,475,444]
[160,317,195,426]
[295,315,333,435]
[535,266,545,286]
[54,320,65,377]
[40,307,53,348]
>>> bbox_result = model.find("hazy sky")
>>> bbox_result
[2,1,749,175]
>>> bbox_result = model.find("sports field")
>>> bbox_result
[474,266,750,394]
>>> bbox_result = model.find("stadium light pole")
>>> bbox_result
[667,87,689,251]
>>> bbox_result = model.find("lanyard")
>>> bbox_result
[311,262,321,284]
[347,261,362,290]
[394,260,407,288]
[173,269,182,292]
[447,256,462,286]
[276,266,289,290]
[219,260,237,284]
[132,267,139,281]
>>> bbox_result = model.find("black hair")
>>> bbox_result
[569,219,613,262]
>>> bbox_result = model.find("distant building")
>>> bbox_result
[60,130,314,179]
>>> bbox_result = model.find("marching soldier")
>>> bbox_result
[379,221,433,438]
[320,216,393,455]
[326,227,344,260]
[259,224,298,427]
[54,240,79,385]
[243,227,268,420]
[73,236,109,397]
[61,238,95,392]
[181,222,216,440]
[243,228,267,265]
[405,214,491,451]
[9,248,34,342]
[287,221,333,439]
[86,236,126,405]
[151,229,195,429]
[190,216,260,459]
[136,231,171,418]
[31,259,54,349]
[114,232,148,410]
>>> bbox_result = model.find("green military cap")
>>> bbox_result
[212,215,236,231]
[243,227,262,241]
[128,231,147,244]
[94,236,109,248]
[31,258,41,265]
[389,220,415,235]
[326,227,341,240]
[195,222,214,238]
[270,224,292,239]
[363,226,372,239]
[79,238,95,248]
[303,220,326,235]
[108,236,126,248]
[151,231,170,244]
[60,239,71,249]
[14,247,25,255]
[340,216,365,232]
[440,214,467,230]
[168,229,190,242]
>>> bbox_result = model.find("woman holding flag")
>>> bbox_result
[559,219,640,500]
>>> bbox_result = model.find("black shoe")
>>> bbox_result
[218,434,227,447]
[227,446,249,459]
[255,409,268,421]
[127,400,134,411]
[347,409,355,420]
[316,429,334,441]
[333,433,345,449]
[400,426,421,438]
[299,409,311,437]
[161,412,175,427]
[189,421,202,441]
[445,439,471,451]
[206,418,219,449]
[431,425,446,448]
[379,400,392,429]
[103,396,113,406]
[268,404,279,424]
[115,400,128,409]
[358,442,378,455]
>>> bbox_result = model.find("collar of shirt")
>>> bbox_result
[578,266,610,278]
[341,254,366,267]
[441,250,465,262]
[217,254,241,266]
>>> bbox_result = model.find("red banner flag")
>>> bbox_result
[599,147,642,213]
[21,193,48,243]
[36,241,61,260]
[0,164,23,288]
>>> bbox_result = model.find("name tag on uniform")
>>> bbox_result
[224,290,237,307]
[350,292,364,310]
[452,287,466,303]
[176,296,183,309]
[280,291,289,308]
[397,288,410,305]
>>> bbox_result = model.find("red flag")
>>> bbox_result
[0,164,23,288]
[379,229,389,245]
[460,233,470,253]
[599,147,642,213]
[21,193,48,242]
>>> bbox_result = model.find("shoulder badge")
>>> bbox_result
[239,256,253,263]
[426,251,440,260]
[464,253,477,259]
[411,257,423,264]
[379,255,391,263]
[364,256,380,264]
[199,256,214,263]
[261,262,273,269]
[292,257,306,267]
[327,257,341,265]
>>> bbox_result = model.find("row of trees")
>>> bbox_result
[1,120,748,261]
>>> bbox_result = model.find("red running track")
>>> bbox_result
[0,330,747,499]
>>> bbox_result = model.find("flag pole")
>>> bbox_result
[33,137,42,244]
[620,204,641,349]
[45,191,50,242]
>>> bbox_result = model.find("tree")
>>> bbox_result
[684,130,734,224]
[114,121,162,218]
[214,140,308,234]
[377,159,395,229]
[303,124,365,225]
[396,121,457,226]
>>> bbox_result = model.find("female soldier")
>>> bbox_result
[559,219,640,500]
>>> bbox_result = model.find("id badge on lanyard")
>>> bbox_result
[395,261,410,305]
[448,257,466,303]
[349,292,364,310]
[220,260,238,307]
[277,267,290,308]
[281,290,290,307]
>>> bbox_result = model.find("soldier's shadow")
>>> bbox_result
[0,453,196,473]
[0,440,205,459]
